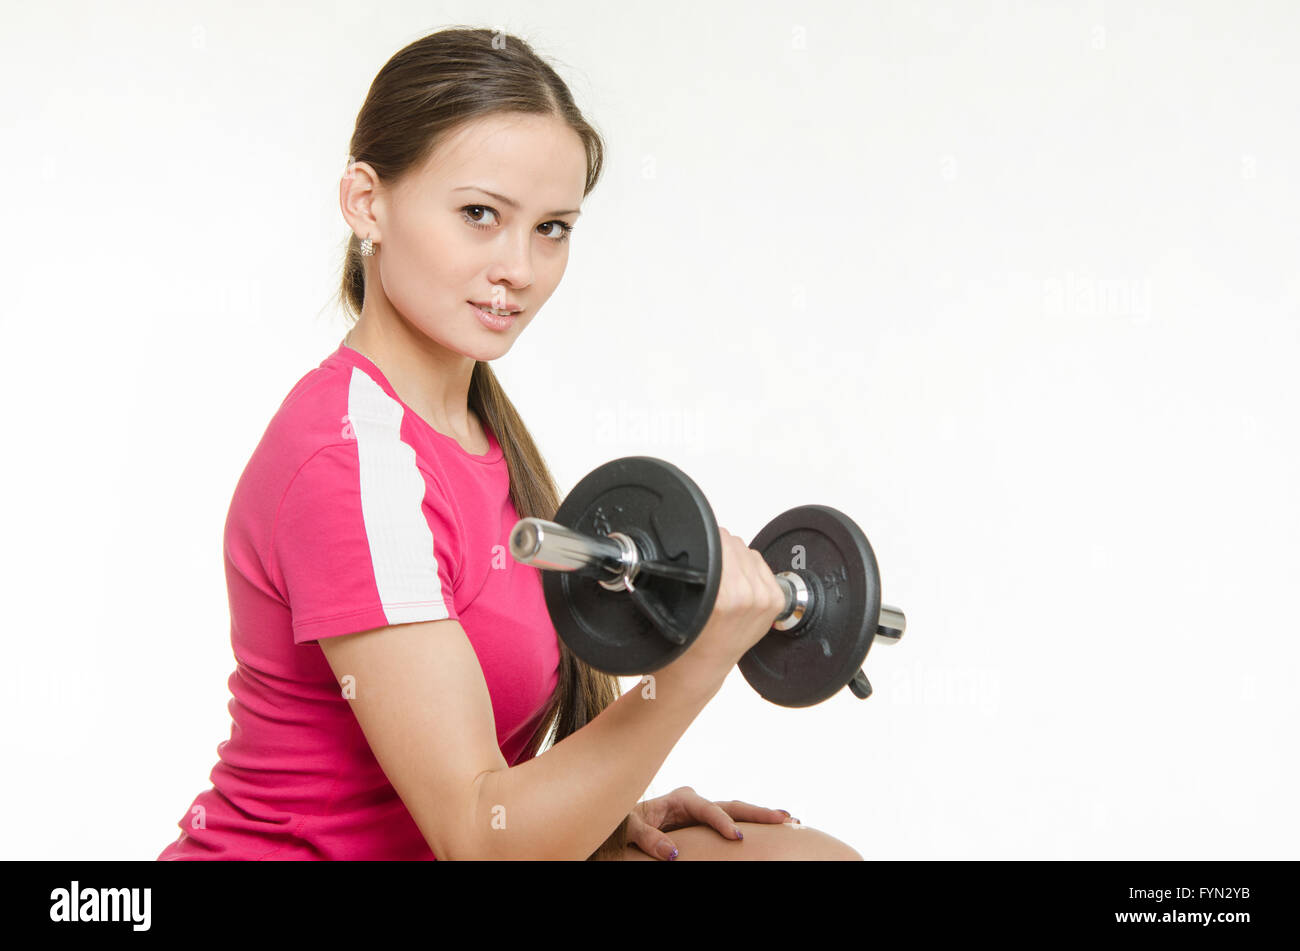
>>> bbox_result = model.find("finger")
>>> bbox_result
[722,539,758,600]
[634,797,667,829]
[747,548,779,606]
[752,554,787,615]
[626,810,679,861]
[681,796,746,840]
[627,814,679,861]
[657,787,699,828]
[715,799,793,824]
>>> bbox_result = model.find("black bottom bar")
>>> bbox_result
[6,859,1288,938]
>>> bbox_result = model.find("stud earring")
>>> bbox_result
[360,235,375,256]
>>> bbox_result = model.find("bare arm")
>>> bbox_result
[317,615,729,860]
[317,527,782,860]
[471,650,728,859]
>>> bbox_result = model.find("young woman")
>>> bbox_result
[158,26,862,861]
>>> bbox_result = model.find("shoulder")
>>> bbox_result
[268,361,362,459]
[249,357,420,493]
[231,355,467,535]
[227,362,370,535]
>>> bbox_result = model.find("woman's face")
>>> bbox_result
[344,112,589,361]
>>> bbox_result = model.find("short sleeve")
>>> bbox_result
[272,443,461,645]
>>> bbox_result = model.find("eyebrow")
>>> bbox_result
[452,185,581,218]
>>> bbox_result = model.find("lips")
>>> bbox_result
[469,299,522,315]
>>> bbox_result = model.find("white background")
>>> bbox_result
[2,0,1296,860]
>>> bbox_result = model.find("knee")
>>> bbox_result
[838,840,865,861]
[614,821,864,861]
[740,820,864,860]
[799,825,863,861]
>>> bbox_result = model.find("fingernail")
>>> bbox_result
[778,809,792,817]
[658,840,677,861]
[668,847,678,861]
[734,828,744,840]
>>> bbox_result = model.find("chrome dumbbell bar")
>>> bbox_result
[510,517,906,642]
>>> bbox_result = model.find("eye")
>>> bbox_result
[539,220,575,243]
[461,205,574,243]
[461,205,499,228]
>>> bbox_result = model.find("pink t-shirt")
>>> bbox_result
[158,341,561,860]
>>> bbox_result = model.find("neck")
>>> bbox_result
[344,316,478,439]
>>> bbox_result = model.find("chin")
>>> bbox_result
[466,337,516,363]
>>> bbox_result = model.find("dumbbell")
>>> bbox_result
[509,456,906,708]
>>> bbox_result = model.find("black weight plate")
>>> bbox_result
[739,505,882,707]
[543,457,721,675]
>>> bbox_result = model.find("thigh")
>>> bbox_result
[611,820,863,861]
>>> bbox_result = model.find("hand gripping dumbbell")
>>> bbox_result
[509,456,906,708]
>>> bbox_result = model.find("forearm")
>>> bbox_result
[468,656,728,860]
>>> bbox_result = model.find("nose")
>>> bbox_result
[486,230,535,291]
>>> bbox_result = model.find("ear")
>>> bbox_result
[340,157,384,243]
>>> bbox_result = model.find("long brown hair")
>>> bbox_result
[337,26,628,860]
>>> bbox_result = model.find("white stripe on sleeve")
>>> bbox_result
[346,366,451,623]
